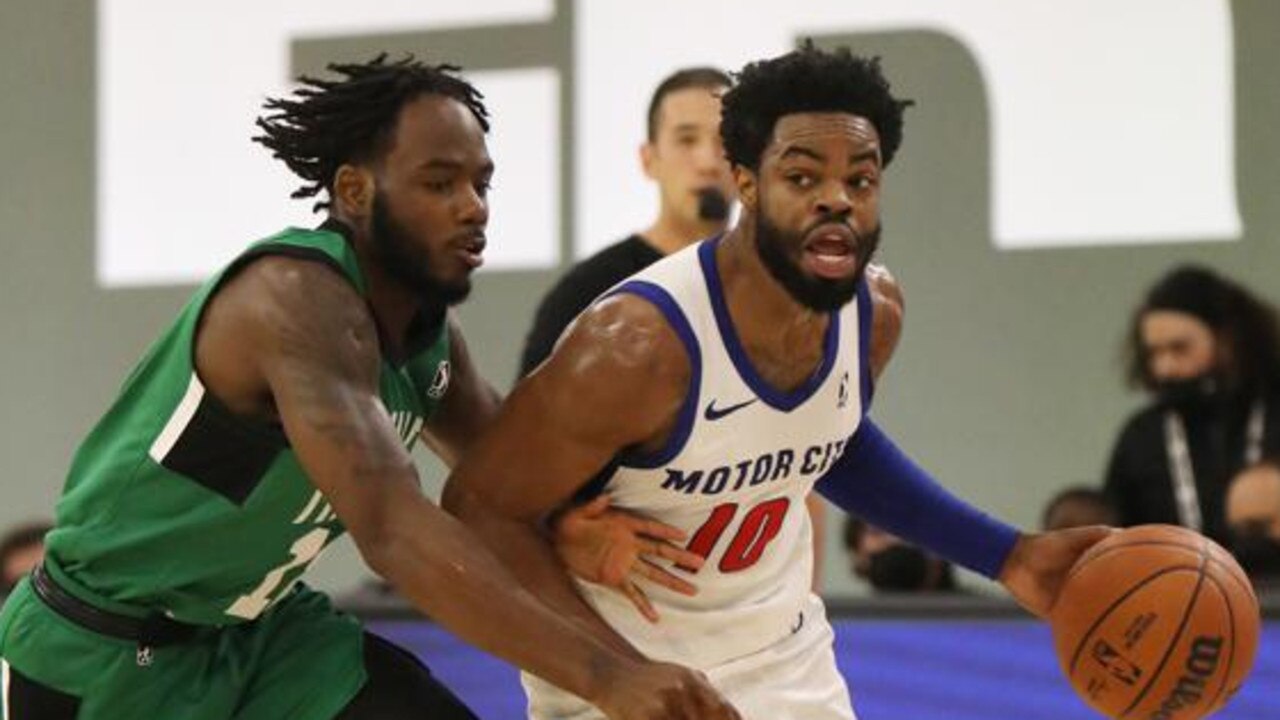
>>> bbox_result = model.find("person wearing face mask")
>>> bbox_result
[843,516,959,594]
[1104,265,1280,546]
[1225,459,1280,592]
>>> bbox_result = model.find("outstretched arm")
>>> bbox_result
[198,257,735,719]
[804,263,903,590]
[817,420,1109,616]
[442,292,693,643]
[816,266,1108,615]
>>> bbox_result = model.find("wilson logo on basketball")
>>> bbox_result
[1148,636,1223,720]
[1051,525,1259,720]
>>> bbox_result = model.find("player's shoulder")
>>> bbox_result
[557,290,692,388]
[864,262,904,337]
[213,253,373,342]
[865,263,904,315]
[577,291,682,358]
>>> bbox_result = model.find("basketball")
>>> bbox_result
[1050,525,1261,719]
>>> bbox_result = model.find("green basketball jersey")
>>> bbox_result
[43,225,453,625]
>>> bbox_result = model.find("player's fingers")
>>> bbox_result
[599,554,634,587]
[622,580,659,623]
[644,539,705,571]
[634,558,698,596]
[629,516,688,542]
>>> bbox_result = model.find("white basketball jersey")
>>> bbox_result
[575,238,871,669]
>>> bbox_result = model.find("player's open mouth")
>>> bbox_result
[457,235,486,269]
[802,224,857,279]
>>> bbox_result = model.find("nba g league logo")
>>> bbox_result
[427,361,451,400]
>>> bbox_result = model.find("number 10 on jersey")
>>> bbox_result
[680,497,792,573]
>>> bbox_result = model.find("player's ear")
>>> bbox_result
[640,141,657,180]
[733,164,757,211]
[333,164,375,219]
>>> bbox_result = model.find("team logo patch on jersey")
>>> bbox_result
[427,360,451,399]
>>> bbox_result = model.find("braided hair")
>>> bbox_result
[254,54,488,211]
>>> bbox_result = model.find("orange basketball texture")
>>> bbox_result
[1050,525,1260,719]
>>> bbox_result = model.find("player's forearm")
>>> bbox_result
[816,420,1019,578]
[443,484,646,660]
[361,493,633,701]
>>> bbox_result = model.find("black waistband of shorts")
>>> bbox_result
[30,563,202,647]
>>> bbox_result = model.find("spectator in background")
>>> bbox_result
[1,520,50,595]
[518,66,736,376]
[1224,458,1280,589]
[1105,265,1280,546]
[843,515,959,593]
[1041,486,1117,531]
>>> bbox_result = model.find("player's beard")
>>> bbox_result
[754,209,879,313]
[370,190,471,307]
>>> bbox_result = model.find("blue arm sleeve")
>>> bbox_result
[815,420,1020,579]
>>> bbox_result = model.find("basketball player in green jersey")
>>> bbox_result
[0,56,740,720]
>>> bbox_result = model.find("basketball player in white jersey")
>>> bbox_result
[442,43,1110,719]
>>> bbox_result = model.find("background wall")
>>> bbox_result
[2,1,1277,598]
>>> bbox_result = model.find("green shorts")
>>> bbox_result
[0,578,366,720]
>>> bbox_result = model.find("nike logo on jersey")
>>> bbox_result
[703,398,758,421]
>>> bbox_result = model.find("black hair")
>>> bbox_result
[646,66,732,141]
[254,54,489,212]
[1124,265,1280,394]
[721,41,913,171]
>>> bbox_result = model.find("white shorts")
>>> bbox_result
[523,595,856,720]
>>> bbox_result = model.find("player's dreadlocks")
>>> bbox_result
[254,54,489,211]
[721,41,913,171]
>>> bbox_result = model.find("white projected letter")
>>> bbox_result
[576,0,1237,254]
[97,0,556,286]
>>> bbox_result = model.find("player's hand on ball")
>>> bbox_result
[596,661,742,720]
[998,525,1115,617]
[553,496,705,622]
